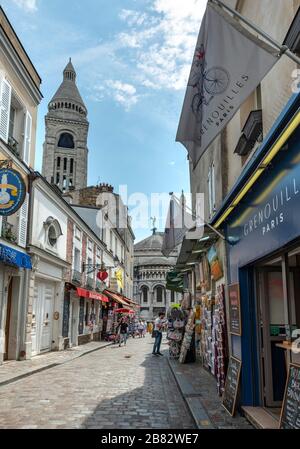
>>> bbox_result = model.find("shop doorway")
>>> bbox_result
[257,265,287,408]
[4,278,13,361]
[256,248,300,412]
[31,281,54,356]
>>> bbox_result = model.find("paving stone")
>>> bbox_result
[0,336,194,429]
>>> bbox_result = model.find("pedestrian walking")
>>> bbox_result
[152,312,166,356]
[116,317,129,347]
[138,320,144,338]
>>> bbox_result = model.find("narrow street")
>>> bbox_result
[0,336,195,429]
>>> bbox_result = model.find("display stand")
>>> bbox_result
[179,310,195,364]
[167,307,186,359]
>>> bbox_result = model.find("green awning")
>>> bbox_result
[166,270,184,293]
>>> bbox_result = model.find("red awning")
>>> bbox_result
[104,290,134,308]
[76,287,90,298]
[122,296,140,308]
[89,292,109,302]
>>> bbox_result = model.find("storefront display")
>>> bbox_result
[167,306,186,359]
[211,91,300,421]
[198,284,228,395]
[179,310,195,364]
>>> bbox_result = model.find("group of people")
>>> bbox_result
[115,313,167,357]
[116,318,148,347]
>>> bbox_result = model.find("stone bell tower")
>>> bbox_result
[42,58,88,192]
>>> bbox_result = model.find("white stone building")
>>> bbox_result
[133,230,180,321]
[0,8,42,364]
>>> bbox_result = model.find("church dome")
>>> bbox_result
[134,232,165,251]
[134,231,178,266]
[48,58,87,119]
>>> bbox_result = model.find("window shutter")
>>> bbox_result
[18,193,29,248]
[23,111,32,165]
[0,77,12,143]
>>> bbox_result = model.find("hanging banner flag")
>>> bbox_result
[115,269,124,290]
[176,1,279,167]
[162,195,194,257]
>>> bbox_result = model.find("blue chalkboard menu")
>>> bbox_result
[222,356,241,416]
[279,364,300,429]
[62,293,70,338]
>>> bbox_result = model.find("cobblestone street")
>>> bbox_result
[0,336,195,429]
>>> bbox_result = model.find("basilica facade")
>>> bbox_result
[133,229,181,321]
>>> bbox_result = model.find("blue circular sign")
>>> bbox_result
[0,168,26,216]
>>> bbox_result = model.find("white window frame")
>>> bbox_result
[75,226,81,241]
[73,247,81,272]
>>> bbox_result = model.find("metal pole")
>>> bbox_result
[211,0,300,66]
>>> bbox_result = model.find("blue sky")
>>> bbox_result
[2,0,206,241]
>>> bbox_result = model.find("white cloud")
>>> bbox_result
[12,0,37,12]
[118,0,207,91]
[104,80,139,111]
[73,1,206,110]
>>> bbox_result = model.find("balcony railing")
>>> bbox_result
[7,135,19,157]
[72,269,82,285]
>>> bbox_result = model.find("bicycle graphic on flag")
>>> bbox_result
[189,44,230,121]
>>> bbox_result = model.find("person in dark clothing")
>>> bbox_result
[152,312,166,356]
[116,317,128,347]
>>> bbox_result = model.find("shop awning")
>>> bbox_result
[76,288,108,302]
[166,270,184,293]
[88,292,109,302]
[121,296,140,308]
[175,225,217,270]
[103,290,134,308]
[0,243,32,269]
[76,287,90,298]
